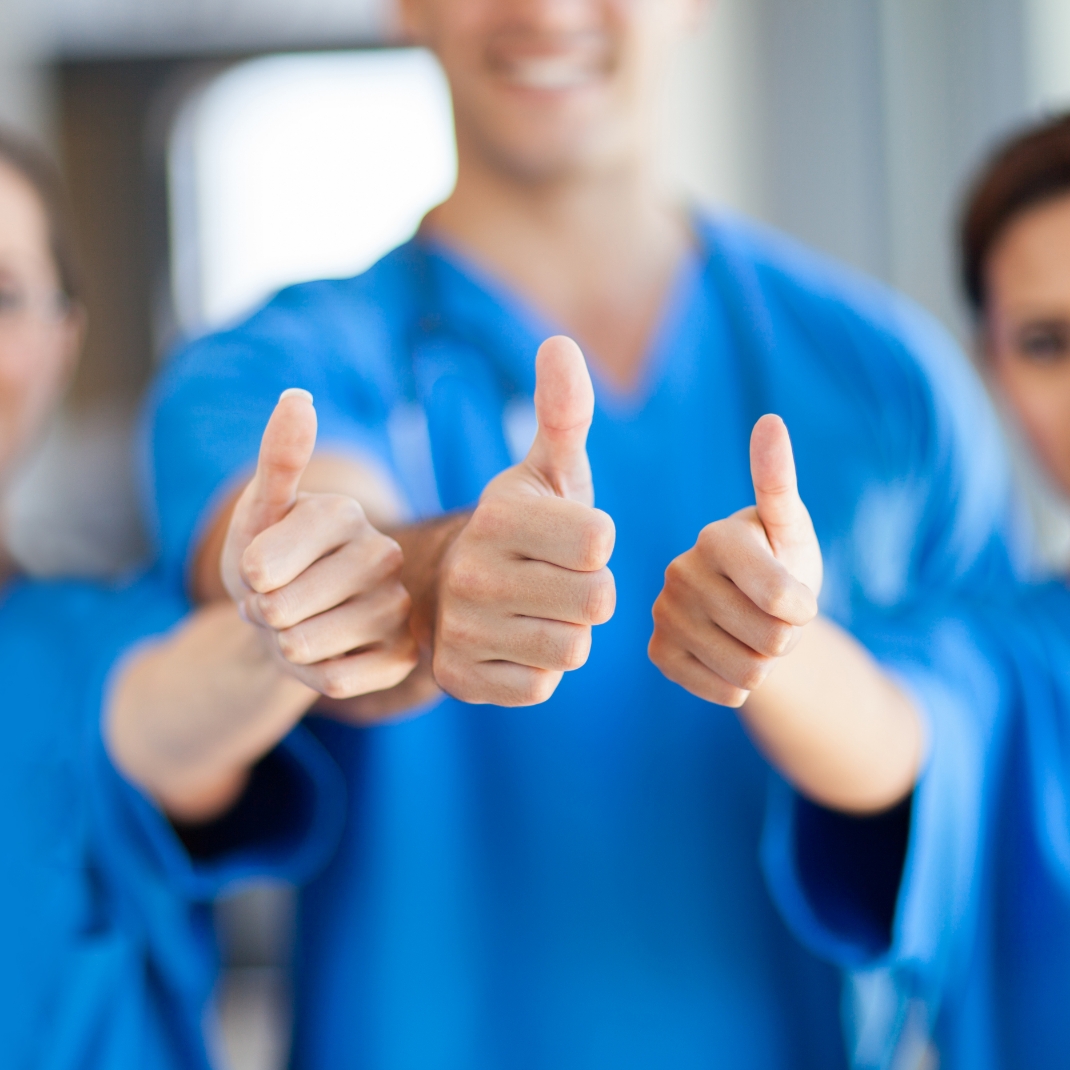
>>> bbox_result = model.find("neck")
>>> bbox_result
[425,142,691,389]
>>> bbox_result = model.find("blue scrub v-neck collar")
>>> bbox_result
[411,214,715,415]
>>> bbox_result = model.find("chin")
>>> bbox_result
[479,109,632,184]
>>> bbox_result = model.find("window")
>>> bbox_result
[169,47,456,334]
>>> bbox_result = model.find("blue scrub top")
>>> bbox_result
[0,573,346,1069]
[144,212,1018,1070]
[809,585,1070,1070]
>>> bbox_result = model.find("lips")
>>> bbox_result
[500,55,604,91]
[488,32,612,93]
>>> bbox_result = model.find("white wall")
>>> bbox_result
[0,0,51,139]
[665,0,1035,340]
[1026,0,1070,109]
[41,0,392,57]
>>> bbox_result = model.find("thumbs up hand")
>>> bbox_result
[649,415,822,707]
[432,336,616,705]
[221,389,419,700]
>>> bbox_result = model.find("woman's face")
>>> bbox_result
[0,160,81,488]
[399,0,703,184]
[985,192,1070,497]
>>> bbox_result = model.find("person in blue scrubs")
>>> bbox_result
[0,129,350,1067]
[693,114,1070,1069]
[142,1,1022,1067]
[880,113,1070,1069]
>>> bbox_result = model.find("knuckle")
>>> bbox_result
[469,498,510,542]
[444,555,494,603]
[647,630,665,664]
[578,510,615,570]
[319,663,356,700]
[304,493,366,538]
[716,685,749,709]
[240,548,272,592]
[560,628,592,672]
[661,557,691,599]
[276,626,311,666]
[763,580,797,621]
[696,522,724,556]
[583,568,616,624]
[257,591,290,629]
[329,493,367,527]
[515,670,558,707]
[764,621,795,657]
[737,655,772,693]
[436,607,476,652]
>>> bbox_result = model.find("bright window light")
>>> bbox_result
[169,48,457,334]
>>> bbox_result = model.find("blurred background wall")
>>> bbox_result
[4,1,1070,1067]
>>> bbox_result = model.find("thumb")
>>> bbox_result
[234,388,318,542]
[750,414,814,558]
[524,336,595,503]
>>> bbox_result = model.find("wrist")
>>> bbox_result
[156,763,253,825]
[389,510,472,649]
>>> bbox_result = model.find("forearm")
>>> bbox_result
[742,616,923,814]
[106,602,318,823]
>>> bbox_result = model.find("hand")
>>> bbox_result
[222,389,419,700]
[649,414,822,707]
[432,336,616,705]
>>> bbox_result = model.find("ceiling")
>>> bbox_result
[41,0,394,58]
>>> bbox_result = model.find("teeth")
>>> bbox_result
[506,57,599,90]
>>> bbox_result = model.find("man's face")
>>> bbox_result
[401,0,702,183]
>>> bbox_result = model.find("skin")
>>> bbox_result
[649,416,922,814]
[166,0,920,819]
[0,160,83,583]
[0,155,420,823]
[984,192,1070,497]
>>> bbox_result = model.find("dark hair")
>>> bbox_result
[0,126,81,304]
[961,113,1070,317]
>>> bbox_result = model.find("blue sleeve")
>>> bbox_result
[81,575,346,899]
[762,610,1014,1066]
[736,245,1027,1061]
[141,278,409,587]
[53,579,347,1069]
[89,607,347,899]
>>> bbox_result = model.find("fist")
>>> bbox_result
[433,337,616,705]
[221,389,419,699]
[649,414,822,707]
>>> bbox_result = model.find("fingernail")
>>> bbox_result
[237,600,250,623]
[280,387,314,405]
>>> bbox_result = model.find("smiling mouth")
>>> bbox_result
[500,55,604,91]
[489,35,612,92]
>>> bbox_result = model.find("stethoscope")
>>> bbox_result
[391,216,772,520]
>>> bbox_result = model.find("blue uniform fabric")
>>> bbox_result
[972,584,1070,1069]
[0,573,346,1069]
[769,586,1070,1070]
[144,212,1018,1070]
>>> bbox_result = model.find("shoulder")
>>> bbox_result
[0,576,106,633]
[701,211,991,443]
[702,212,961,371]
[153,242,423,407]
[0,573,187,659]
